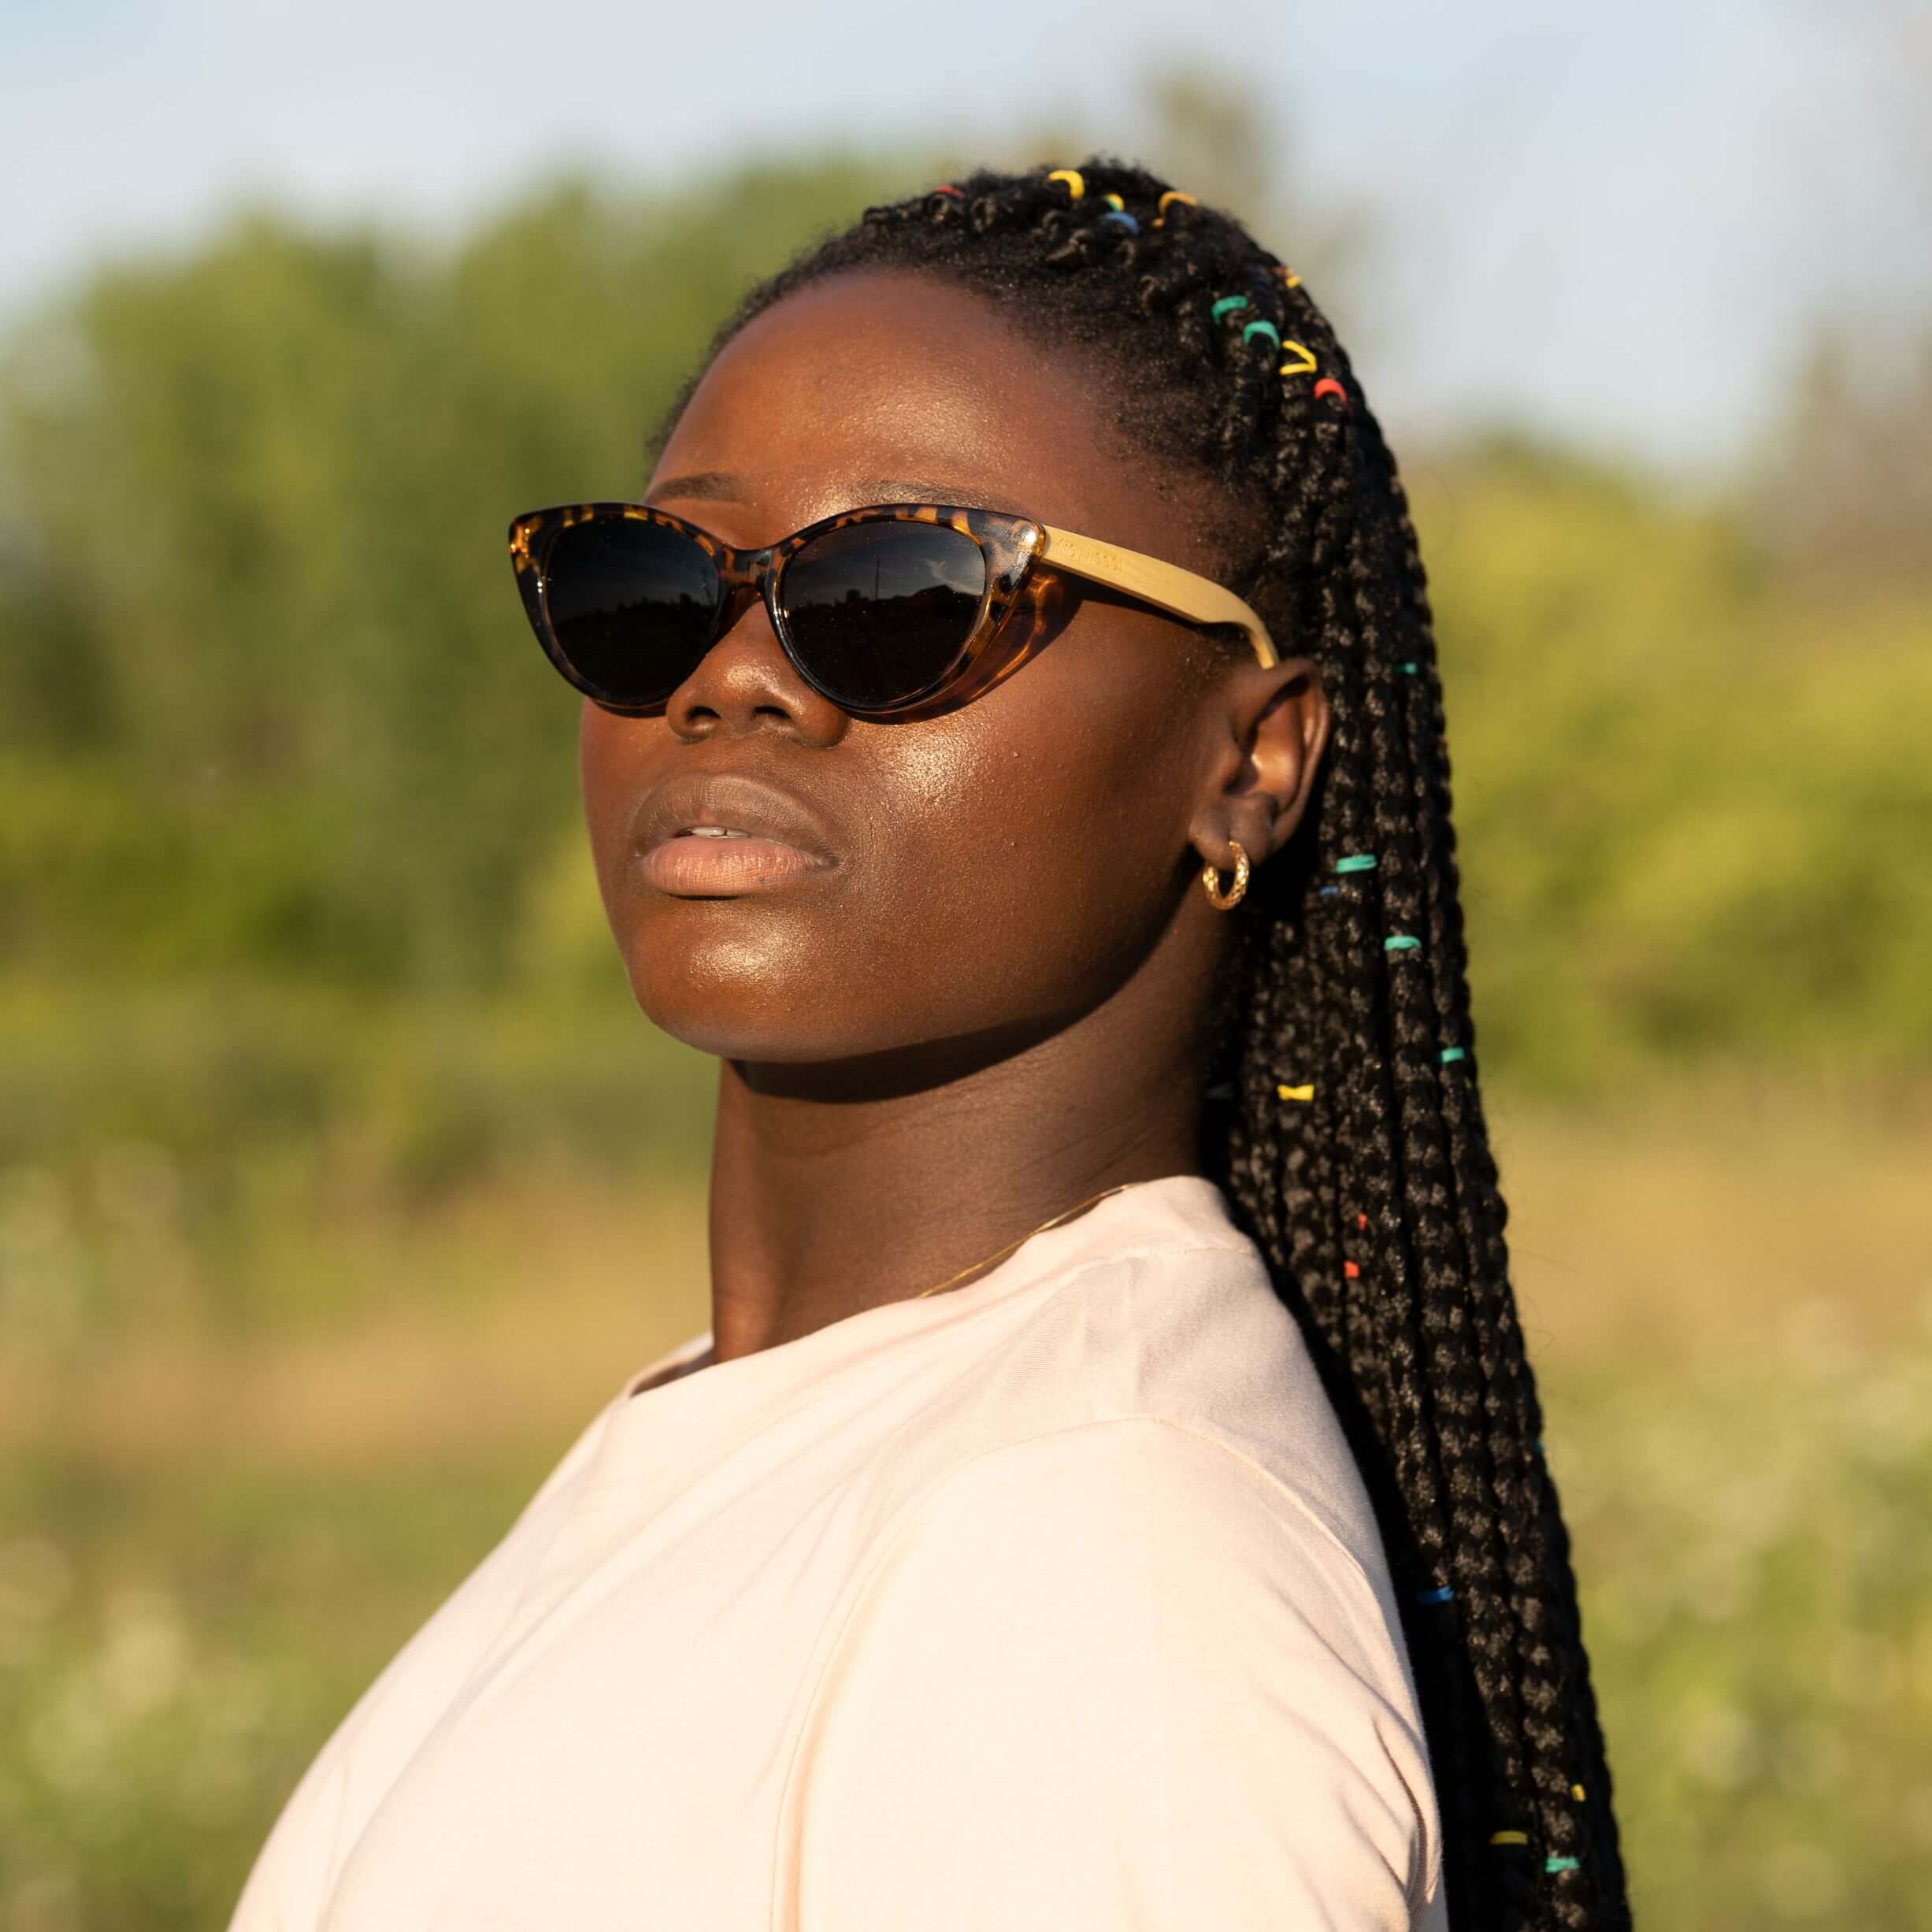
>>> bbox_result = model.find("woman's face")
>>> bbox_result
[578,268,1316,1070]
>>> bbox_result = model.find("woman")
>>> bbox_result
[228,161,1628,1932]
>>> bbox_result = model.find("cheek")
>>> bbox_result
[578,690,1196,1063]
[577,705,650,931]
[891,709,1186,1004]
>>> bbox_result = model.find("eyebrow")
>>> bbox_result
[647,472,1007,514]
[647,469,747,504]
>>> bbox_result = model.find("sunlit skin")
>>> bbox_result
[577,269,1332,1363]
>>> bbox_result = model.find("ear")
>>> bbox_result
[1187,656,1331,877]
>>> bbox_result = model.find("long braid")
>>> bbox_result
[666,158,1631,1932]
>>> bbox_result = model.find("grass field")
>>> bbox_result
[3,1081,1930,1930]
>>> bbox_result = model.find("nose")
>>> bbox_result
[665,601,848,747]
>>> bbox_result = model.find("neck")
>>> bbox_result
[705,966,1209,1363]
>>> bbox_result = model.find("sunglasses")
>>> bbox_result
[507,500,1278,721]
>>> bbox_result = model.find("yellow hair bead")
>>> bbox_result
[1154,189,1198,225]
[1101,191,1125,211]
[1278,265,1302,289]
[1276,1083,1315,1102]
[1277,340,1318,378]
[1489,1830,1530,1847]
[1046,169,1085,202]
[1572,1785,1586,1802]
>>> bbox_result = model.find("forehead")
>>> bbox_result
[650,269,1222,569]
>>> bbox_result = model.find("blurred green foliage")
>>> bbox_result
[1556,1312,1932,1928]
[1,1448,543,1932]
[1419,447,1932,1084]
[0,159,907,988]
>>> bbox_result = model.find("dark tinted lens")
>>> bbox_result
[541,517,721,705]
[781,521,986,710]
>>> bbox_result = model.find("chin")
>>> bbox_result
[618,926,1068,1087]
[620,919,880,1063]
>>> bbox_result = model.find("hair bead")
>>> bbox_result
[1385,934,1422,954]
[1343,1260,1361,1278]
[1439,1046,1467,1064]
[1418,1585,1455,1605]
[933,184,963,198]
[1242,319,1281,349]
[1397,659,1421,674]
[1278,340,1318,377]
[1313,375,1349,407]
[1276,1082,1315,1102]
[1101,210,1139,234]
[1571,1785,1587,1802]
[1318,884,1341,896]
[1154,189,1198,224]
[1546,1857,1582,1875]
[1210,294,1252,322]
[1489,1831,1530,1847]
[1277,264,1302,289]
[1333,852,1377,873]
[1100,191,1125,211]
[1045,168,1085,201]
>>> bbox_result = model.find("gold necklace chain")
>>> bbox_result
[907,1182,1136,1301]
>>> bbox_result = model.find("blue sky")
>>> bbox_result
[5,0,1928,475]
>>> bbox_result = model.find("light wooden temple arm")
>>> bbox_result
[1037,524,1279,669]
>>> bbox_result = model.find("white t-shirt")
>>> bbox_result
[228,1174,1448,1931]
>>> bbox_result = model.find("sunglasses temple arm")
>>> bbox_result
[1034,525,1279,669]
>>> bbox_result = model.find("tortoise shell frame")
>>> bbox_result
[506,499,1279,722]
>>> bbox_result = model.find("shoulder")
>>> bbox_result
[852,1416,1412,1709]
[949,1218,1396,1599]
[782,1418,1443,1931]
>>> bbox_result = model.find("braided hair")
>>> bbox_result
[658,158,1631,1932]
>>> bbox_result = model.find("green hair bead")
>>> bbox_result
[1333,853,1378,873]
[1385,934,1422,954]
[1242,319,1281,349]
[1439,1046,1466,1064]
[1210,295,1252,322]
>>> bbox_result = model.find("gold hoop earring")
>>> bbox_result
[1201,840,1249,911]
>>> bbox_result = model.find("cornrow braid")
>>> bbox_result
[660,156,1630,1932]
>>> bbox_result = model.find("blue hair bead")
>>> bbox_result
[1101,210,1139,233]
[1385,934,1422,954]
[1210,294,1252,322]
[1243,318,1281,349]
[1417,1585,1455,1605]
[1318,885,1341,897]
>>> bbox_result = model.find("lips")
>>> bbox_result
[630,773,838,899]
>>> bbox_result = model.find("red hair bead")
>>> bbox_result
[1344,1260,1361,1279]
[1313,376,1349,408]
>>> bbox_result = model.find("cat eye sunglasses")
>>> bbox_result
[507,500,1278,721]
